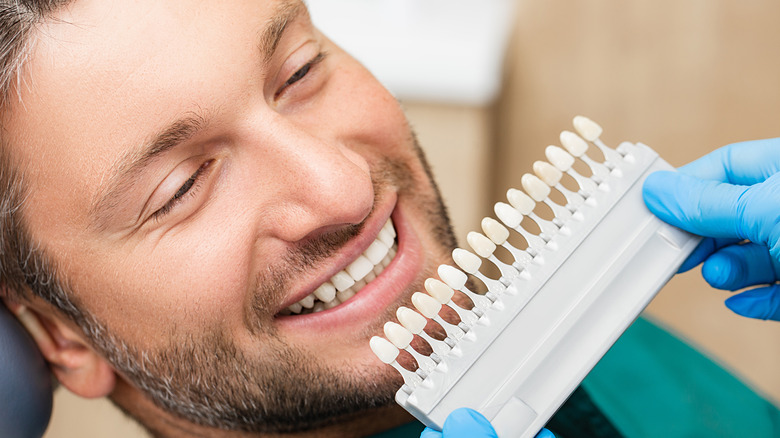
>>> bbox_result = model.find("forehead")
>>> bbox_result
[4,0,300,229]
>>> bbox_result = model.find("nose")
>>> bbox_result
[260,120,374,243]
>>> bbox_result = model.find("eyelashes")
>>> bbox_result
[151,159,214,221]
[275,51,327,98]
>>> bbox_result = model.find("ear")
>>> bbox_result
[3,298,116,399]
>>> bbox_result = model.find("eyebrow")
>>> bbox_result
[89,0,307,229]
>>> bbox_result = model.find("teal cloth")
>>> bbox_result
[372,317,780,437]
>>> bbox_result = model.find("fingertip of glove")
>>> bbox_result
[725,288,780,321]
[702,251,740,289]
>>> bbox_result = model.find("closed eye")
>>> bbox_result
[275,51,326,98]
[151,159,214,221]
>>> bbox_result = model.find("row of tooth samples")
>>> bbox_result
[371,116,633,389]
[282,218,397,315]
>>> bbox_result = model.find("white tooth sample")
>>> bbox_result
[313,282,337,302]
[384,218,397,238]
[520,174,550,202]
[545,145,575,171]
[288,302,303,314]
[377,228,394,248]
[384,321,414,349]
[337,288,356,302]
[396,307,428,334]
[482,217,510,245]
[312,302,326,313]
[425,278,455,304]
[506,189,535,214]
[412,292,442,319]
[573,115,603,141]
[330,271,355,292]
[560,131,589,157]
[299,294,315,309]
[346,255,374,281]
[533,161,563,186]
[364,240,389,265]
[370,336,399,364]
[467,231,496,258]
[438,264,468,290]
[453,248,482,274]
[494,202,522,228]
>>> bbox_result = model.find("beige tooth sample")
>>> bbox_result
[330,271,355,292]
[573,115,603,142]
[494,202,522,228]
[412,292,442,319]
[364,240,389,265]
[313,282,337,302]
[560,131,589,157]
[396,307,428,334]
[481,217,510,245]
[519,176,550,202]
[545,145,575,171]
[453,248,482,275]
[506,189,535,215]
[467,231,496,258]
[346,255,374,282]
[533,161,563,187]
[425,278,455,304]
[384,322,414,349]
[370,336,399,364]
[438,264,468,290]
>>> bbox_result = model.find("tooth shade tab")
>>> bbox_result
[546,145,575,171]
[384,322,414,348]
[370,336,399,364]
[506,189,536,214]
[494,202,523,228]
[397,307,428,334]
[467,231,496,258]
[412,292,442,319]
[425,278,455,303]
[533,161,563,186]
[573,115,603,141]
[453,248,482,274]
[560,131,589,157]
[438,264,468,290]
[521,174,551,202]
[482,217,510,245]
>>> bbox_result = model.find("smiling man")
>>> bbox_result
[0,1,618,437]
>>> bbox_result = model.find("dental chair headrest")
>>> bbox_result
[0,303,53,438]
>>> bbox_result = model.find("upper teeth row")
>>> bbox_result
[286,218,398,314]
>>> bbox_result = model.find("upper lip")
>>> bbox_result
[275,192,397,313]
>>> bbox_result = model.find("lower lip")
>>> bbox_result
[275,206,423,333]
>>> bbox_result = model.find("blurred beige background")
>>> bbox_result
[44,1,780,436]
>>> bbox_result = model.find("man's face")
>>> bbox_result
[4,0,456,434]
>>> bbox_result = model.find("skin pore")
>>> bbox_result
[2,0,458,436]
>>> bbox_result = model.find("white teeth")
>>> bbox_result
[412,292,442,319]
[370,336,399,364]
[560,130,589,157]
[312,302,326,313]
[364,240,389,265]
[533,161,563,186]
[467,231,496,258]
[383,218,397,238]
[346,255,374,281]
[481,217,510,245]
[396,307,428,334]
[453,248,482,274]
[288,302,303,313]
[337,288,356,302]
[373,264,384,276]
[573,115,603,141]
[495,202,522,228]
[377,228,394,248]
[521,174,551,202]
[325,297,342,309]
[438,264,468,290]
[313,283,337,303]
[545,145,575,171]
[507,188,537,213]
[299,294,315,309]
[425,278,455,303]
[364,271,376,282]
[331,271,355,292]
[384,321,414,349]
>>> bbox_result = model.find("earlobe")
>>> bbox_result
[4,299,116,399]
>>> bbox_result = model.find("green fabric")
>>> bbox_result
[583,317,780,437]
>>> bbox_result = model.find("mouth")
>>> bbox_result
[279,218,399,316]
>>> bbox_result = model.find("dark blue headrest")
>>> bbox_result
[0,303,53,438]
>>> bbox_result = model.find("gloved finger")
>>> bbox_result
[725,285,780,321]
[643,171,751,240]
[420,427,442,438]
[678,138,780,184]
[702,243,780,290]
[441,408,498,438]
[679,237,742,273]
[536,428,556,438]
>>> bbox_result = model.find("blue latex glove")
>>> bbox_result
[419,407,555,437]
[643,137,780,321]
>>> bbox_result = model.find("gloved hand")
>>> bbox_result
[419,407,555,437]
[643,137,780,321]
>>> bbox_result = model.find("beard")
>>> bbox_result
[84,132,459,434]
